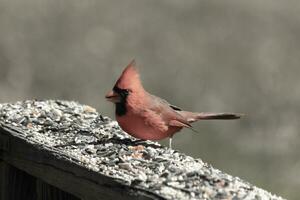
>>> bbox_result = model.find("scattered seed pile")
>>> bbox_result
[0,100,284,200]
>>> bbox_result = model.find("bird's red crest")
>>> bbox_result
[115,60,143,90]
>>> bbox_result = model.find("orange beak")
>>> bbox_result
[105,90,121,103]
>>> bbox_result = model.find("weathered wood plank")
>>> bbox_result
[0,163,37,200]
[36,179,80,200]
[0,130,158,200]
[0,160,8,200]
[0,100,285,200]
[0,160,80,200]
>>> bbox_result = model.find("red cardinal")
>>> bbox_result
[106,60,242,148]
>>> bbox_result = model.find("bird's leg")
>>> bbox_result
[169,137,173,149]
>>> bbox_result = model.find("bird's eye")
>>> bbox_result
[124,89,131,95]
[113,86,131,97]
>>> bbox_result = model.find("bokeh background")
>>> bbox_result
[0,0,299,199]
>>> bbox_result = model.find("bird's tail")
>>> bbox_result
[178,111,243,123]
[195,112,243,120]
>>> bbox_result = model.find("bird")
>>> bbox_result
[105,60,242,148]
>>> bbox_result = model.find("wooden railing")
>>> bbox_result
[0,100,284,200]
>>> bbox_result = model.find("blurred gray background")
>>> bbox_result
[0,0,299,199]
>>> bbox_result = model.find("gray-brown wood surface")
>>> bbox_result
[0,100,284,200]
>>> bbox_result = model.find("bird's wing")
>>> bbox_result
[148,94,192,128]
[169,104,182,111]
[169,119,192,128]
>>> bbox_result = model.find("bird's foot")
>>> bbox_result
[169,137,173,149]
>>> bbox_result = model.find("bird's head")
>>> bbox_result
[105,60,144,106]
